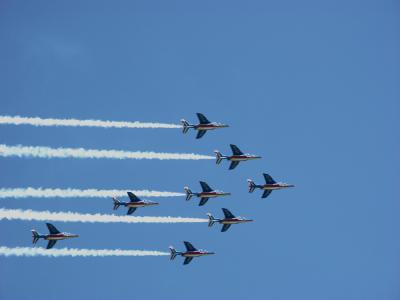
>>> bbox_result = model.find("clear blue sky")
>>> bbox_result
[0,1,399,299]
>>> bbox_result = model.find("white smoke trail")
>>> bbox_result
[0,246,169,257]
[0,115,181,129]
[0,187,184,199]
[0,144,214,160]
[0,208,208,224]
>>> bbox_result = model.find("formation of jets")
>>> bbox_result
[30,113,294,265]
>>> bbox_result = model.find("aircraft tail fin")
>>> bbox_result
[31,230,40,245]
[181,119,191,134]
[184,187,193,201]
[247,179,257,193]
[112,197,121,210]
[207,213,216,227]
[169,246,178,260]
[214,150,223,164]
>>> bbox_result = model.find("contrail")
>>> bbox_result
[0,246,169,257]
[0,115,181,129]
[0,187,184,199]
[0,144,214,160]
[0,208,208,224]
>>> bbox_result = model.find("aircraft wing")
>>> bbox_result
[183,241,197,252]
[229,161,240,170]
[222,208,235,219]
[127,207,137,215]
[196,130,207,139]
[230,144,243,155]
[221,224,232,232]
[199,198,209,206]
[199,181,213,192]
[47,240,57,249]
[46,223,61,234]
[263,173,276,184]
[262,190,272,198]
[127,192,140,202]
[183,257,194,265]
[196,113,211,124]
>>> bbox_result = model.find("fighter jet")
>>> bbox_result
[207,208,253,232]
[169,241,215,265]
[215,144,261,170]
[181,113,228,139]
[248,173,295,198]
[112,192,159,215]
[184,181,231,206]
[31,223,79,249]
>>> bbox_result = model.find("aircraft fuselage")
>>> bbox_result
[218,218,253,225]
[197,191,231,198]
[228,155,261,162]
[181,251,215,258]
[260,183,295,190]
[195,123,228,131]
[44,233,78,241]
[125,201,159,208]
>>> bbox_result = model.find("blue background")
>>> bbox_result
[0,1,399,299]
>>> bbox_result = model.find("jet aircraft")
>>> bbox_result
[184,181,231,206]
[169,241,215,265]
[248,173,295,198]
[215,144,261,170]
[181,113,228,139]
[113,192,158,215]
[207,208,253,232]
[31,223,79,249]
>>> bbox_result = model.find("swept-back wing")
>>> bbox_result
[183,241,197,252]
[183,257,194,265]
[221,224,232,232]
[222,208,235,219]
[127,192,140,203]
[263,173,276,184]
[127,207,137,215]
[46,223,61,234]
[196,130,207,139]
[230,144,243,155]
[229,161,240,170]
[262,190,272,198]
[199,198,210,206]
[196,113,211,124]
[199,181,213,192]
[47,240,57,249]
